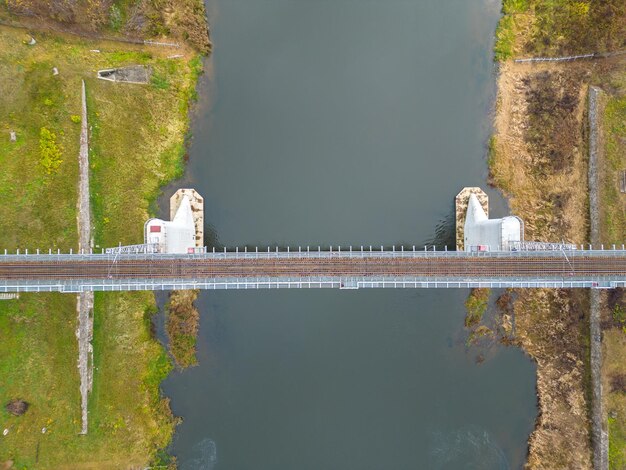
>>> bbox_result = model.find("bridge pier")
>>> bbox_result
[455,187,488,250]
[170,189,204,249]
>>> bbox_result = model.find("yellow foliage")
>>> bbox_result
[570,2,589,17]
[39,127,63,174]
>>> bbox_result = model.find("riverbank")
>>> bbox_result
[0,0,210,54]
[0,22,204,467]
[491,1,625,467]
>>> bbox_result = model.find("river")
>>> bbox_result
[160,0,538,468]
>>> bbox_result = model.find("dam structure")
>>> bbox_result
[1,188,624,293]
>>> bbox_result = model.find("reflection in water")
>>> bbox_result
[179,438,218,470]
[426,208,457,248]
[429,426,509,470]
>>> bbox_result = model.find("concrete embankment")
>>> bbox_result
[588,85,608,470]
[77,79,94,435]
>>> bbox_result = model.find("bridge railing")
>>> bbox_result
[0,246,626,262]
[1,275,624,293]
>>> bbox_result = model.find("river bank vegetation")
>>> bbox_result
[495,0,625,61]
[492,1,625,467]
[1,0,210,53]
[166,289,200,368]
[0,21,203,467]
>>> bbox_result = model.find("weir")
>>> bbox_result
[3,188,623,293]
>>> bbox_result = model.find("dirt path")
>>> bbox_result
[0,18,180,48]
[76,80,93,435]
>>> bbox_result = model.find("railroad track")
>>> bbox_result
[0,253,625,281]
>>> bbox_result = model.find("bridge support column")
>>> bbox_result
[170,189,204,249]
[455,187,488,250]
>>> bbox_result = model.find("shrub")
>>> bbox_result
[610,373,626,393]
[109,4,122,31]
[5,399,29,416]
[613,304,626,326]
[70,114,81,123]
[465,288,490,327]
[39,127,63,174]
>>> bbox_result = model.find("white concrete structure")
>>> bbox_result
[170,189,204,248]
[464,193,522,252]
[144,196,196,254]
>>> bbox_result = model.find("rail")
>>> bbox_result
[0,249,624,292]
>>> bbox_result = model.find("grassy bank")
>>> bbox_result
[605,328,626,469]
[599,82,626,469]
[494,0,625,60]
[600,94,626,245]
[0,25,201,467]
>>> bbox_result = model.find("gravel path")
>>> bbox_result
[77,80,94,435]
[588,85,608,470]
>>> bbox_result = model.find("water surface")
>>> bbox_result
[161,0,537,468]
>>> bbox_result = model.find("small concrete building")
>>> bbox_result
[464,193,522,252]
[144,196,196,254]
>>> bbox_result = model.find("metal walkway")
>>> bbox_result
[0,249,625,293]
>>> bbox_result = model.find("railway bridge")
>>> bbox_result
[0,247,625,293]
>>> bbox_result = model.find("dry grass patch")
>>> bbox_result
[490,59,606,469]
[166,289,200,368]
[514,289,592,468]
[491,61,590,244]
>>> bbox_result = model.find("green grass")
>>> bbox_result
[503,0,530,15]
[494,14,516,62]
[600,95,626,245]
[0,25,202,467]
[0,294,81,468]
[0,49,79,250]
[609,415,626,469]
[151,72,170,90]
[494,0,530,62]
[494,0,625,60]
[600,83,626,470]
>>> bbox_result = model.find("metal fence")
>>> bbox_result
[0,277,623,293]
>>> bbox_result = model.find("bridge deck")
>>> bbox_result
[0,250,624,292]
